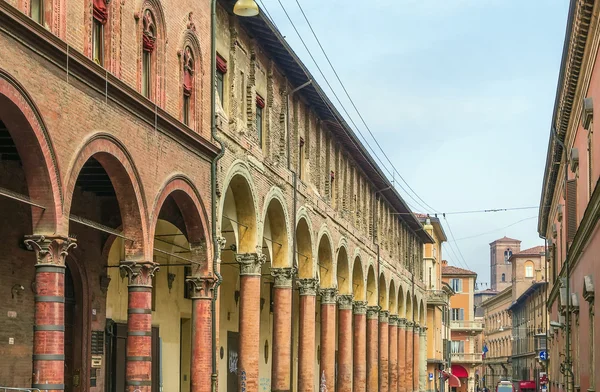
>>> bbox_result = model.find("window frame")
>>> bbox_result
[142,50,152,98]
[30,0,44,24]
[92,18,104,66]
[450,278,462,293]
[525,263,534,278]
[216,70,225,108]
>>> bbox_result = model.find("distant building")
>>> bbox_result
[475,289,498,318]
[481,287,513,389]
[509,246,546,302]
[490,237,522,292]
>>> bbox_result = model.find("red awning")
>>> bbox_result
[449,373,461,387]
[452,365,469,378]
[519,381,536,389]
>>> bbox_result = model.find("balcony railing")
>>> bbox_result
[450,320,484,331]
[427,290,449,305]
[450,352,483,363]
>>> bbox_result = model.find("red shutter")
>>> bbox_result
[216,55,228,73]
[256,94,265,109]
[93,0,108,24]
[566,179,577,242]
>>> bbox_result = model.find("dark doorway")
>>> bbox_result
[227,331,239,392]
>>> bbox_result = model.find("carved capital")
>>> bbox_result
[24,235,77,266]
[367,305,381,319]
[119,260,159,287]
[319,287,338,304]
[271,267,296,288]
[337,294,354,310]
[389,314,399,326]
[379,310,390,323]
[297,278,319,296]
[186,275,216,299]
[353,301,368,315]
[236,252,265,276]
[420,326,428,337]
[397,317,407,328]
[414,324,421,333]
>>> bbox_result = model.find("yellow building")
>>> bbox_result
[442,262,483,392]
[419,215,454,392]
[481,287,513,389]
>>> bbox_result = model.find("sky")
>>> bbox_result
[257,0,570,286]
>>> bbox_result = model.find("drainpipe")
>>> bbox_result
[210,1,225,391]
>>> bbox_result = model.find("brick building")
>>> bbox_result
[489,237,522,292]
[0,0,433,392]
[538,1,599,392]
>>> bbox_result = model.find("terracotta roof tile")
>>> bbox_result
[515,245,545,256]
[490,236,522,244]
[442,265,477,276]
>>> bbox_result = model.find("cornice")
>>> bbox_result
[0,2,220,161]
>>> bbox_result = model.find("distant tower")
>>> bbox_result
[489,236,521,291]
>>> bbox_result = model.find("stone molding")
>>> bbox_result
[271,267,296,288]
[119,260,160,287]
[406,321,414,328]
[297,278,319,296]
[236,252,266,276]
[186,275,216,299]
[337,294,354,310]
[389,314,399,326]
[397,317,407,329]
[24,235,77,266]
[367,305,381,319]
[319,287,338,304]
[379,310,390,323]
[353,301,368,315]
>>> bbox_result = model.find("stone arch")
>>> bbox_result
[405,290,413,320]
[366,264,377,306]
[0,69,62,234]
[296,208,315,278]
[398,286,405,318]
[378,273,388,311]
[336,245,350,295]
[317,227,334,288]
[260,187,291,268]
[389,280,398,315]
[177,25,205,130]
[413,294,419,323]
[219,162,259,253]
[64,133,148,258]
[149,175,211,271]
[352,254,365,301]
[419,299,426,326]
[136,0,167,105]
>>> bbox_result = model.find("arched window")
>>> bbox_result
[142,9,156,98]
[501,273,506,282]
[525,261,534,278]
[504,248,512,263]
[182,46,194,125]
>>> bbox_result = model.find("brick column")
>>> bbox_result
[413,325,420,392]
[24,235,76,392]
[319,288,337,392]
[379,310,390,392]
[366,306,380,392]
[353,301,367,392]
[419,327,427,392]
[271,267,295,392]
[298,279,319,392]
[398,318,407,392]
[236,252,265,392]
[120,260,160,392]
[406,321,414,392]
[187,275,216,392]
[337,294,354,392]
[388,315,399,392]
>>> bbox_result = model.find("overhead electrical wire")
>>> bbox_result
[443,215,472,271]
[449,215,538,242]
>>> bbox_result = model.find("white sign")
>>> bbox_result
[429,373,434,381]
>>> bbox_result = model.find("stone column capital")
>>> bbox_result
[236,252,266,276]
[397,317,407,328]
[119,260,159,287]
[186,275,216,299]
[319,287,338,304]
[413,323,421,333]
[419,326,428,337]
[297,278,319,296]
[337,294,354,310]
[367,305,381,319]
[353,301,368,315]
[389,314,399,326]
[24,235,77,266]
[379,310,390,323]
[406,321,414,328]
[271,267,296,288]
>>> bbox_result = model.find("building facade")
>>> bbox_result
[0,1,434,392]
[442,262,483,392]
[538,1,599,392]
[420,216,453,392]
[490,237,522,292]
[510,246,546,303]
[481,287,512,389]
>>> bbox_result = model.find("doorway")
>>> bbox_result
[227,331,240,392]
[180,318,191,392]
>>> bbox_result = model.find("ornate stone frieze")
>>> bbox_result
[353,301,368,315]
[271,267,296,288]
[297,278,319,296]
[379,310,390,323]
[236,252,266,276]
[24,235,77,266]
[337,294,354,310]
[119,260,159,287]
[186,275,216,299]
[319,287,338,304]
[367,305,381,319]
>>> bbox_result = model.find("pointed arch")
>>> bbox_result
[336,245,350,295]
[398,286,405,318]
[405,290,413,320]
[379,273,388,311]
[352,254,365,301]
[317,226,334,288]
[260,187,291,268]
[296,207,315,278]
[389,280,397,315]
[136,0,167,105]
[366,264,377,306]
[178,25,205,130]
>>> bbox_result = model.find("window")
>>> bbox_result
[256,95,265,146]
[450,340,465,353]
[450,278,462,293]
[216,54,227,107]
[92,19,104,65]
[525,262,534,278]
[504,248,512,263]
[142,10,156,98]
[298,137,305,179]
[182,46,194,126]
[31,0,43,24]
[451,308,464,321]
[330,171,335,201]
[428,267,432,288]
[501,273,506,282]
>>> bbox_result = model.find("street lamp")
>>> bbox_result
[234,0,259,16]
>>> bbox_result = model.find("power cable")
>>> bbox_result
[443,215,472,271]
[449,215,538,242]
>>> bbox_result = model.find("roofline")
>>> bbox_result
[508,282,547,311]
[488,238,522,246]
[538,0,594,235]
[442,270,478,277]
[480,287,512,308]
[418,216,448,242]
[219,0,434,244]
